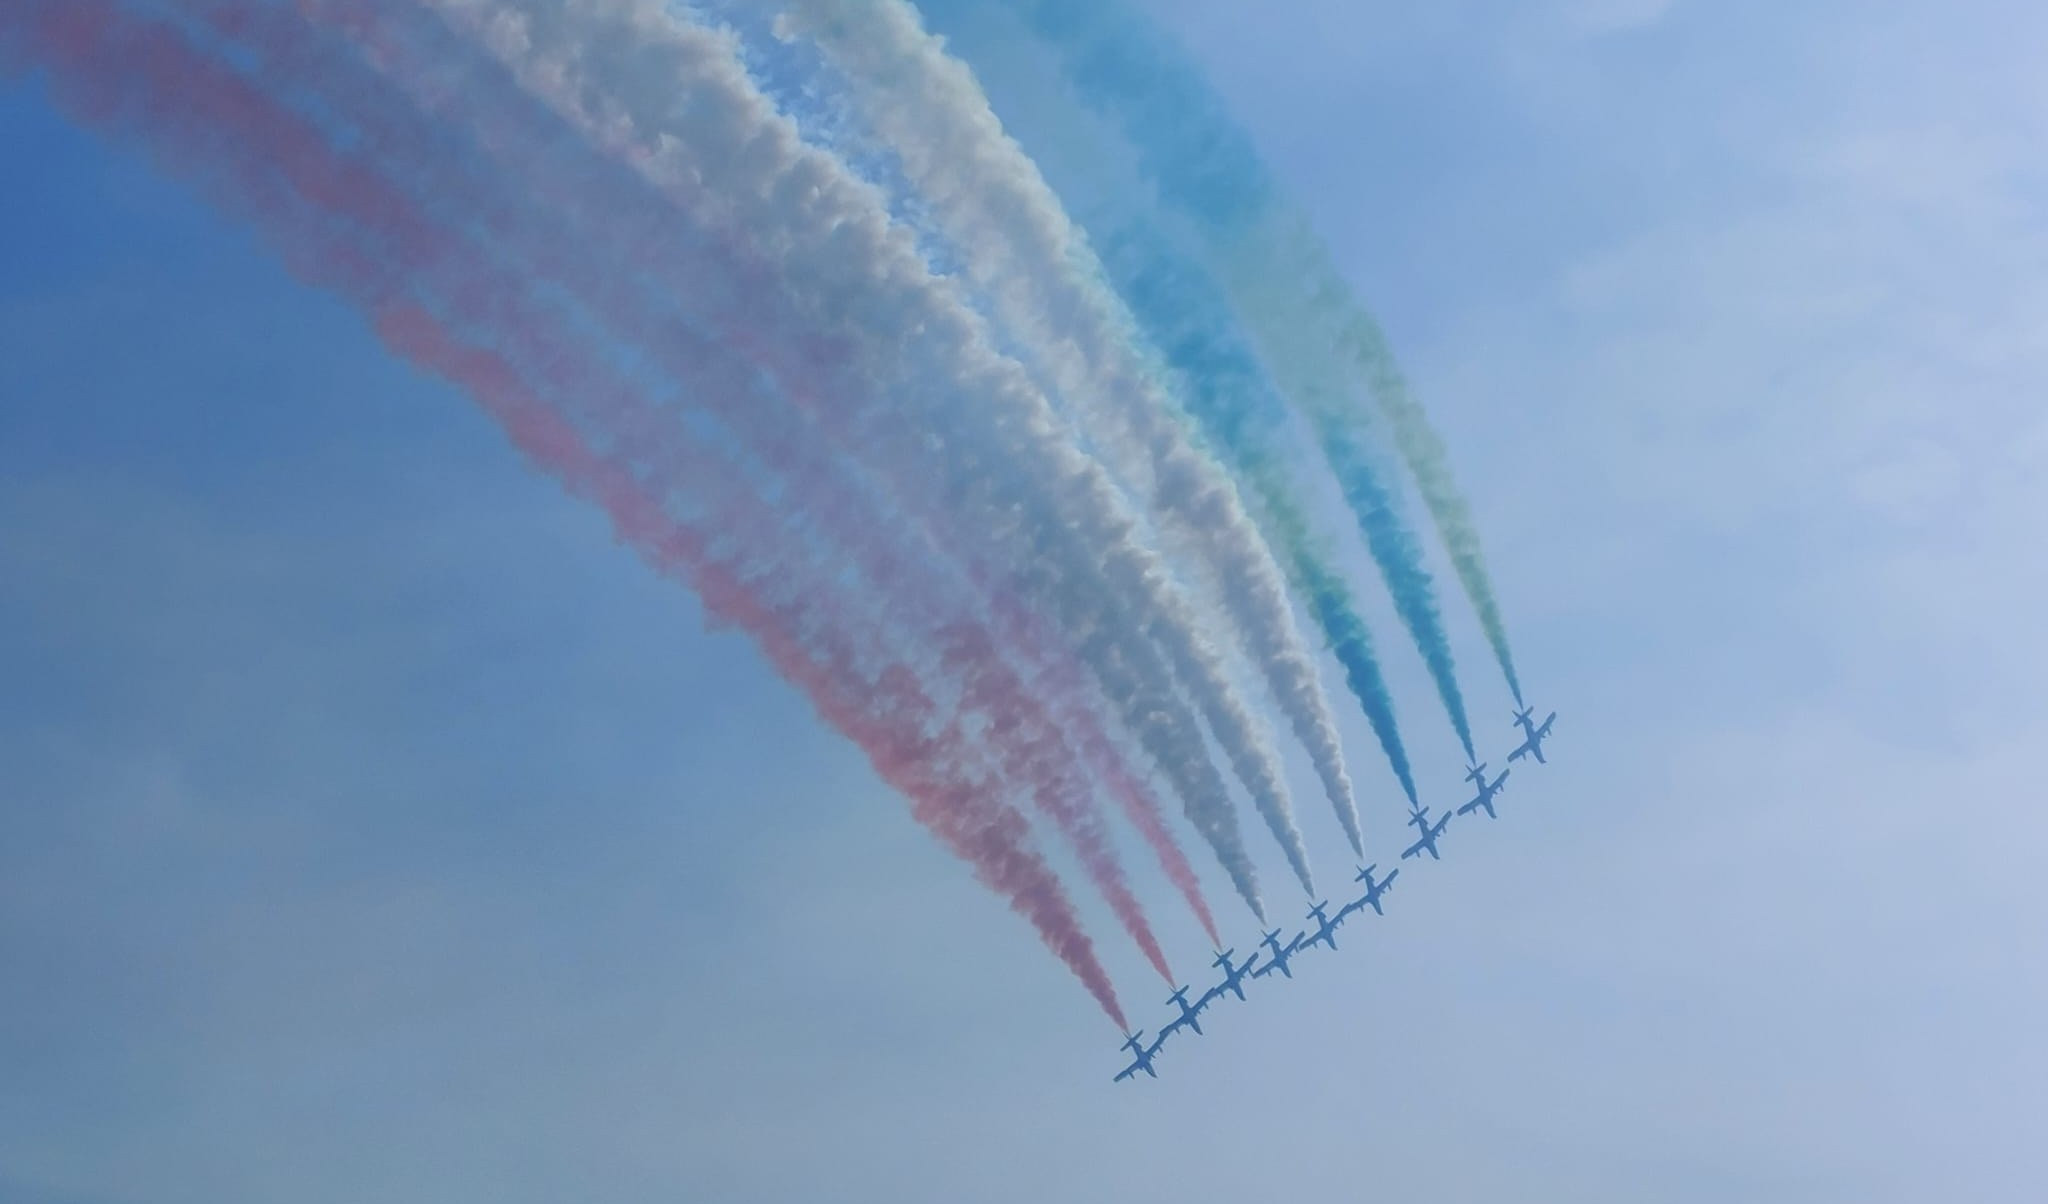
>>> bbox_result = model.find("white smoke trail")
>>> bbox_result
[423,0,1314,896]
[772,0,1365,863]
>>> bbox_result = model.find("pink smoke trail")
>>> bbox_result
[251,0,1181,976]
[4,0,1129,1028]
[249,0,1211,962]
[397,0,1274,920]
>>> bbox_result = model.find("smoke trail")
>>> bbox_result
[924,0,1517,725]
[1263,492,1419,814]
[1,0,1131,1027]
[279,0,1185,980]
[773,0,1365,876]
[1231,253,1478,759]
[1335,303,1526,707]
[983,589,1223,949]
[431,0,1313,898]
[292,0,1236,936]
[1095,215,1426,824]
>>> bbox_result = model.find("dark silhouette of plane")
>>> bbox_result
[1286,896,1335,954]
[1401,805,1452,861]
[1338,863,1398,921]
[1251,927,1304,979]
[1113,1031,1162,1082]
[1160,985,1208,1039]
[1508,707,1557,764]
[1457,766,1511,819]
[1297,900,1343,953]
[1204,947,1258,1004]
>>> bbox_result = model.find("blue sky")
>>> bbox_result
[5,2,2046,1200]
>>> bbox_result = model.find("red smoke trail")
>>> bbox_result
[290,1,1236,940]
[413,22,1221,941]
[256,0,1207,967]
[982,590,1224,950]
[6,0,1129,1029]
[704,383,1177,982]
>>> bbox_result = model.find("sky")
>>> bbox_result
[4,2,2047,1201]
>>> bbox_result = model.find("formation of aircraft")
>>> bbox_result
[1457,764,1510,820]
[1114,707,1558,1081]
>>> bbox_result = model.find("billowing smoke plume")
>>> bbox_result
[425,0,1310,898]
[5,0,1537,1027]
[773,0,1360,887]
[1,0,1136,1027]
[919,0,1518,737]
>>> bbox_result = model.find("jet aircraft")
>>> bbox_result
[1205,947,1258,1004]
[1298,901,1343,953]
[1337,863,1398,921]
[1113,1031,1162,1082]
[1160,986,1208,1039]
[1508,707,1558,764]
[1401,805,1453,861]
[1457,767,1511,819]
[1250,927,1304,979]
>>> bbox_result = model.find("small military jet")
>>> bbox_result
[1297,900,1343,954]
[1251,927,1304,979]
[1507,707,1557,765]
[1337,863,1398,921]
[1457,766,1511,820]
[1205,947,1258,1004]
[1401,805,1453,861]
[1113,1030,1163,1082]
[1160,986,1209,1039]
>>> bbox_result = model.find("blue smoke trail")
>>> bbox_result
[1098,221,1420,818]
[918,0,1519,727]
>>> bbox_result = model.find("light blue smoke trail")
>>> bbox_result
[917,0,1522,722]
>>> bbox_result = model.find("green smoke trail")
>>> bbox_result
[923,0,1526,712]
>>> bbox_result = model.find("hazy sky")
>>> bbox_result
[5,2,2046,1201]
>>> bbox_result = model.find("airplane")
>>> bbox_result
[1205,947,1258,1004]
[1250,927,1304,979]
[1297,900,1343,954]
[1401,805,1453,861]
[1112,1031,1162,1082]
[1457,767,1511,820]
[1160,985,1209,1039]
[1337,863,1399,921]
[1507,707,1558,765]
